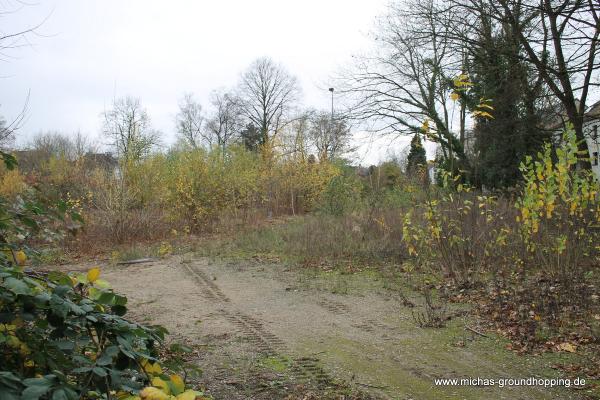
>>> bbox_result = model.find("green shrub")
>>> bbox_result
[516,126,599,282]
[318,171,362,216]
[0,151,206,400]
[402,178,517,285]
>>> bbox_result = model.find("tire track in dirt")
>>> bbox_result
[318,298,399,342]
[183,262,336,388]
[182,262,230,303]
[220,309,284,355]
[352,319,399,341]
[317,298,351,314]
[218,309,334,385]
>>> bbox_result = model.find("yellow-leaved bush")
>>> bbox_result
[401,174,516,285]
[270,157,340,215]
[516,126,599,280]
[166,146,262,230]
[28,142,342,244]
[402,126,599,286]
[165,145,340,230]
[0,168,27,199]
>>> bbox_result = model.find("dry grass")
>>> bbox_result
[195,208,409,268]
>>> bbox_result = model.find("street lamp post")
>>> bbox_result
[328,87,334,123]
[328,87,335,160]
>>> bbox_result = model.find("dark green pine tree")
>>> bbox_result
[240,123,261,152]
[468,16,550,189]
[406,132,428,183]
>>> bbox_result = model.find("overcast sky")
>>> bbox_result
[0,0,434,164]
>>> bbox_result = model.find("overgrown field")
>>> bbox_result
[2,128,600,397]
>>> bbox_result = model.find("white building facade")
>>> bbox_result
[582,108,600,180]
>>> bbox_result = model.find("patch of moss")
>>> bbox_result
[257,355,292,373]
[298,318,584,400]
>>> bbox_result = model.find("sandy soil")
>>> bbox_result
[61,255,587,400]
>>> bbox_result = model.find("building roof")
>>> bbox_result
[544,99,600,131]
[585,100,600,119]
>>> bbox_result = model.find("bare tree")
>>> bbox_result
[437,0,600,169]
[30,131,74,159]
[0,1,46,152]
[0,1,46,62]
[73,130,99,158]
[0,115,14,149]
[280,111,312,161]
[205,90,243,155]
[308,110,351,161]
[279,109,352,162]
[0,95,29,151]
[27,130,97,160]
[488,0,600,168]
[340,0,468,172]
[102,96,159,161]
[175,93,206,149]
[20,131,79,172]
[238,57,301,150]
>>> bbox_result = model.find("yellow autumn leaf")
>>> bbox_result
[87,267,101,283]
[152,364,163,375]
[141,359,153,374]
[558,342,577,353]
[473,111,494,119]
[14,250,27,266]
[144,361,163,376]
[0,324,16,332]
[546,203,555,218]
[169,375,185,395]
[536,171,544,180]
[453,74,473,87]
[151,377,171,395]
[450,92,460,101]
[421,119,430,134]
[19,343,30,355]
[140,387,170,400]
[175,390,197,400]
[116,391,135,400]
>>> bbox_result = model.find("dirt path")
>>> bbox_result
[84,255,584,399]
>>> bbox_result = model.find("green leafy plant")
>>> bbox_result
[0,151,207,400]
[516,125,599,282]
[402,174,516,286]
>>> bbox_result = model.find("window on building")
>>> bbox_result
[594,152,599,166]
[594,125,599,141]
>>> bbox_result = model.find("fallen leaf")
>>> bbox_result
[557,342,577,353]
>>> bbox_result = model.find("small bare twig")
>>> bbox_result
[116,258,157,265]
[465,325,489,338]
